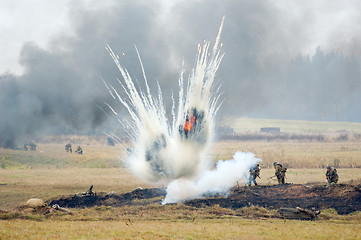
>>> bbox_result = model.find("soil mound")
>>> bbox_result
[48,184,361,215]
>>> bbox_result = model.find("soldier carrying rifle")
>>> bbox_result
[326,166,338,185]
[270,162,287,184]
[248,164,261,186]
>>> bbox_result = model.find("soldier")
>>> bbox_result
[75,145,83,155]
[65,142,72,153]
[273,162,287,184]
[81,185,95,196]
[248,164,261,186]
[326,166,338,184]
[29,142,37,151]
[87,185,94,195]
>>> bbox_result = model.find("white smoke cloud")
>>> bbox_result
[163,151,261,204]
[103,18,255,204]
[105,18,225,191]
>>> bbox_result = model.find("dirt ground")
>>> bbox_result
[48,183,361,215]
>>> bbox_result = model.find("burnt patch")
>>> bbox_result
[48,188,167,208]
[47,184,361,215]
[185,184,361,215]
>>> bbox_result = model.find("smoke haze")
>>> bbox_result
[1,0,361,147]
[163,152,261,204]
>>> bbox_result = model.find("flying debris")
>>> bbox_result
[105,17,259,203]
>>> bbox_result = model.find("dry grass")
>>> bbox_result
[1,214,361,240]
[0,168,154,210]
[1,203,361,239]
[1,132,361,239]
[211,141,361,168]
[3,141,361,170]
[37,135,112,145]
[1,167,360,211]
[221,117,361,134]
[1,140,361,211]
[0,143,126,169]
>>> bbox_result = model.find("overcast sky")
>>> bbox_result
[1,0,360,74]
[1,0,361,147]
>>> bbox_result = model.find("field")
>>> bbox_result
[221,117,361,134]
[1,118,361,239]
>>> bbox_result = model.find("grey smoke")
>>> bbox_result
[1,0,361,148]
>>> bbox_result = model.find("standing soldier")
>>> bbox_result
[248,164,261,186]
[326,166,338,184]
[273,162,287,184]
[65,142,72,153]
[29,142,37,151]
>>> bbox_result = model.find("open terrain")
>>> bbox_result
[1,118,361,239]
[47,183,361,215]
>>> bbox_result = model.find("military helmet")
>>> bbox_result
[273,162,277,166]
[327,166,331,169]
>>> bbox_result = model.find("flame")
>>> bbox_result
[184,115,196,132]
[184,120,191,132]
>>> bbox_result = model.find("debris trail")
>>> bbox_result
[105,17,260,203]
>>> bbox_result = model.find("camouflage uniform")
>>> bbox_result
[326,166,338,184]
[274,162,286,184]
[65,143,72,153]
[248,164,261,186]
[75,146,83,155]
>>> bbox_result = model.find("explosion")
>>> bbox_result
[104,17,261,203]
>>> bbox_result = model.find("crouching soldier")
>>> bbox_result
[75,145,83,155]
[326,166,338,184]
[248,164,261,186]
[273,162,287,184]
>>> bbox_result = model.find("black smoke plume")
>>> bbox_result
[1,0,361,148]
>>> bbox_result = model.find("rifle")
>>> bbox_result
[268,175,276,180]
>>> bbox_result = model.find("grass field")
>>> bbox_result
[221,117,361,134]
[1,118,361,239]
[1,217,361,240]
[2,141,361,170]
[212,141,361,168]
[1,167,360,210]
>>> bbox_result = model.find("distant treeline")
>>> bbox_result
[217,133,361,142]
